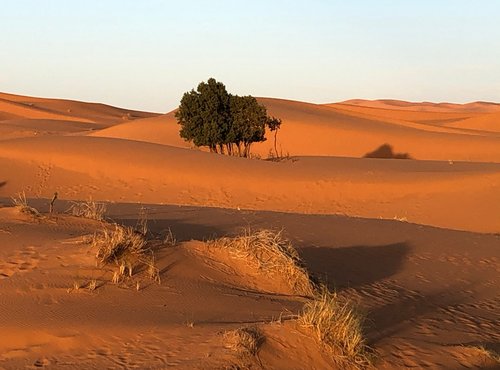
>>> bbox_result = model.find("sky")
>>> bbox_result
[1,0,499,113]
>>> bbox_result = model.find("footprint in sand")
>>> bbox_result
[0,246,41,278]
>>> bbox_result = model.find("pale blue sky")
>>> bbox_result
[1,1,499,112]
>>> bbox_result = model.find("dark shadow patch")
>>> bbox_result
[300,242,410,290]
[364,143,412,159]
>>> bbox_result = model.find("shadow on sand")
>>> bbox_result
[300,242,411,290]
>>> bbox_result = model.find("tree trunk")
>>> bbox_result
[273,130,278,158]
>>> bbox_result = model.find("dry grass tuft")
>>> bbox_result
[87,279,97,291]
[223,327,264,356]
[209,229,315,296]
[135,206,148,236]
[163,228,176,247]
[299,288,369,368]
[11,191,41,217]
[92,224,158,283]
[69,199,106,221]
[468,345,500,364]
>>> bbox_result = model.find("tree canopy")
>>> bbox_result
[175,78,281,157]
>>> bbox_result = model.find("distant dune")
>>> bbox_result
[445,111,500,133]
[338,98,500,113]
[90,97,500,162]
[0,92,159,125]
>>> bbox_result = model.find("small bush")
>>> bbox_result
[92,224,159,283]
[223,327,264,356]
[69,199,106,221]
[209,229,315,296]
[299,288,369,367]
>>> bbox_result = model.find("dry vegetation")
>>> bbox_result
[91,224,160,284]
[11,191,41,217]
[223,327,264,356]
[209,229,315,297]
[210,229,370,367]
[68,199,107,220]
[299,289,369,368]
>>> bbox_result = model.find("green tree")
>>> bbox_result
[175,78,231,153]
[229,95,267,157]
[176,78,282,157]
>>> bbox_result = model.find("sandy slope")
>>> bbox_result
[255,98,500,161]
[90,98,500,162]
[339,99,500,113]
[0,203,498,369]
[0,92,158,125]
[0,207,332,369]
[0,136,499,233]
[90,112,187,147]
[446,111,500,133]
[326,102,482,126]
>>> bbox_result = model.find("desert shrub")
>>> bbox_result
[223,327,264,356]
[299,288,369,367]
[11,191,40,217]
[209,229,315,296]
[69,199,106,220]
[92,224,159,283]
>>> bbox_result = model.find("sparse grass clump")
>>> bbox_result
[468,345,500,364]
[92,224,159,283]
[209,229,315,296]
[11,191,40,217]
[69,199,106,221]
[163,228,176,247]
[223,327,264,356]
[299,289,369,368]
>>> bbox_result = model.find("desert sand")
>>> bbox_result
[0,92,499,369]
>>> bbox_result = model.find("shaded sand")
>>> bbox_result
[0,136,499,233]
[0,203,498,369]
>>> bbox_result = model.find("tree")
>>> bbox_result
[266,116,282,158]
[229,95,267,157]
[175,78,231,153]
[175,78,282,158]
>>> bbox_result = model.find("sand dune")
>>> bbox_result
[1,92,499,369]
[90,112,187,147]
[0,203,498,369]
[340,99,500,113]
[0,119,105,141]
[446,111,500,133]
[0,92,158,125]
[326,102,482,126]
[0,135,498,233]
[255,98,500,162]
[90,98,500,163]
